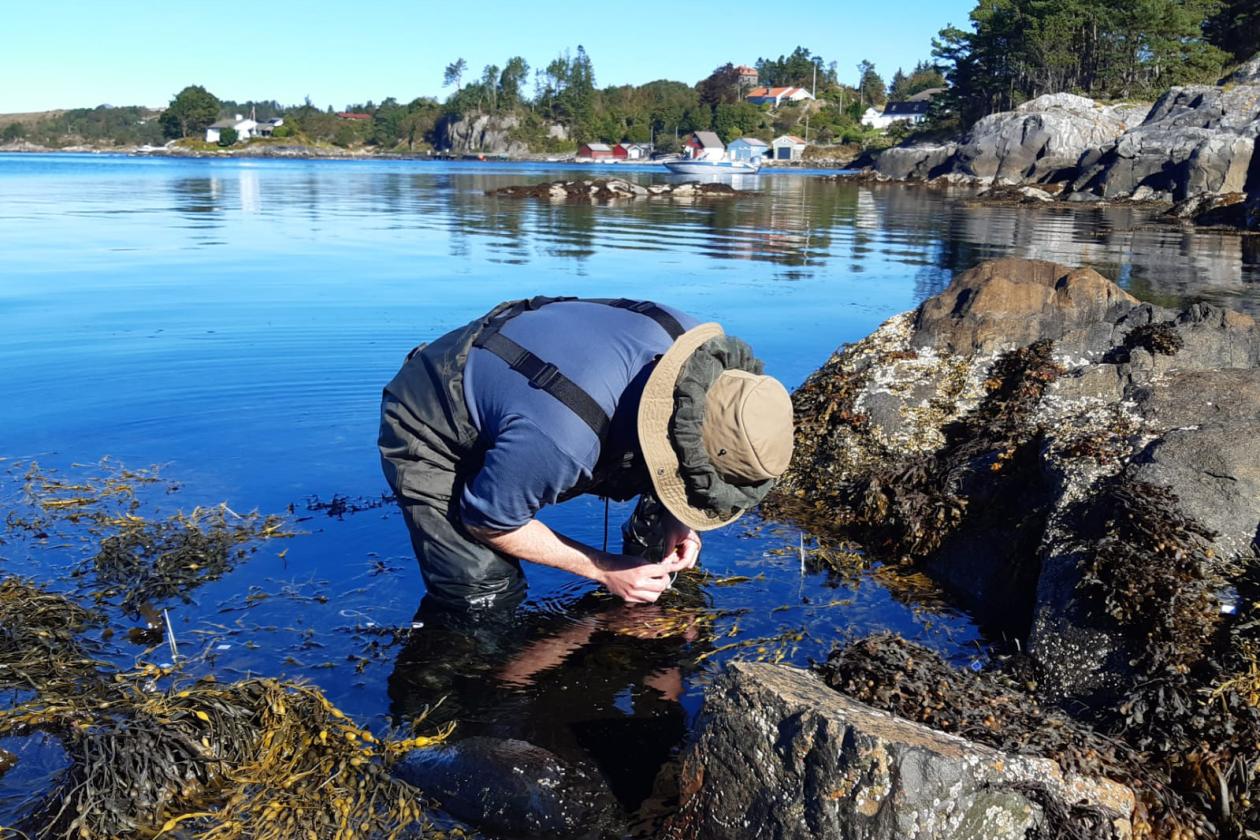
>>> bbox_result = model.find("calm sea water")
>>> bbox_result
[1,153,1257,831]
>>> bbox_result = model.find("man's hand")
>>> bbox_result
[595,553,692,604]
[660,511,702,570]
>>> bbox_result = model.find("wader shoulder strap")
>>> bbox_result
[473,330,611,439]
[605,298,686,339]
[471,297,687,440]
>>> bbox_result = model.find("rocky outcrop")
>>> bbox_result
[667,662,1135,840]
[1070,84,1260,202]
[957,94,1147,184]
[436,112,544,155]
[872,94,1146,185]
[873,142,957,181]
[864,70,1260,227]
[487,178,736,201]
[1227,54,1260,85]
[767,257,1260,702]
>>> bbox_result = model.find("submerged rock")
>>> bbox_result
[392,736,621,839]
[667,662,1135,840]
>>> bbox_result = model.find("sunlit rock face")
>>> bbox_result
[1072,84,1260,202]
[867,74,1260,224]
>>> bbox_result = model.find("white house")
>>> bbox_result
[771,135,807,161]
[616,142,654,160]
[727,137,769,163]
[745,86,814,108]
[861,88,944,130]
[205,114,258,143]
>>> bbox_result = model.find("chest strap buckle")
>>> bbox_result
[527,362,562,390]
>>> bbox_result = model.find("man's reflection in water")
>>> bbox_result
[386,582,712,822]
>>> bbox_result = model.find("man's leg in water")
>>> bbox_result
[379,394,526,610]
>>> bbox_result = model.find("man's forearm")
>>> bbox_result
[466,519,611,584]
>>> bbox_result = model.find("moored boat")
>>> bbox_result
[663,158,761,175]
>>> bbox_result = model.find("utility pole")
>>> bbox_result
[805,63,817,143]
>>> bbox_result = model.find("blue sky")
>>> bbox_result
[1,0,976,113]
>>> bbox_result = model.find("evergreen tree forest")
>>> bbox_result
[932,0,1244,124]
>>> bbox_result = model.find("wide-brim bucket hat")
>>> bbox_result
[637,323,794,531]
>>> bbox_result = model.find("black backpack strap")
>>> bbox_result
[606,298,686,339]
[473,330,611,439]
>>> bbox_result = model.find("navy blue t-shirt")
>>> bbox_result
[460,300,699,531]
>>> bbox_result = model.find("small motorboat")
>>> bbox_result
[663,158,761,175]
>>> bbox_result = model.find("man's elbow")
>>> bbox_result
[464,520,519,547]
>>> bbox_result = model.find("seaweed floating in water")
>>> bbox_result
[7,460,291,615]
[0,578,105,699]
[88,505,290,614]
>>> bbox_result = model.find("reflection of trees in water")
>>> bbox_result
[185,165,1258,310]
[436,172,872,273]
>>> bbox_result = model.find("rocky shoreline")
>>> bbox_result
[851,56,1260,231]
[675,257,1260,838]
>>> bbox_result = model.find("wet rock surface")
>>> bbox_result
[393,736,622,839]
[668,662,1135,840]
[763,256,1260,835]
[487,178,737,201]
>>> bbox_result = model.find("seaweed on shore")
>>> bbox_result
[0,578,450,840]
[1073,472,1223,675]
[818,634,1202,838]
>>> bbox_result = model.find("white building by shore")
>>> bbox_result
[206,115,258,143]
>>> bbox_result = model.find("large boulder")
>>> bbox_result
[953,94,1145,184]
[872,143,956,181]
[668,662,1135,840]
[767,257,1260,702]
[1071,84,1260,202]
[911,257,1139,355]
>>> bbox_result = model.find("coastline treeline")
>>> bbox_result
[6,0,1258,155]
[933,0,1255,124]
